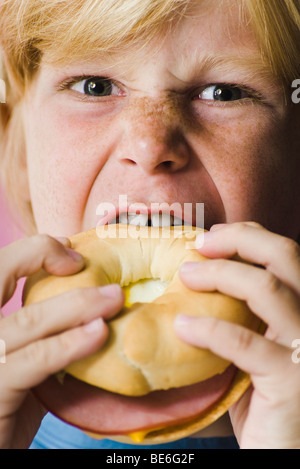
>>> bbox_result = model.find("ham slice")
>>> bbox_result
[33,365,236,435]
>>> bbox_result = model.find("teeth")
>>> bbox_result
[127,213,149,226]
[118,212,129,224]
[151,213,173,227]
[173,216,184,226]
[117,212,184,227]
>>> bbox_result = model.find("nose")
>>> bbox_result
[116,97,190,174]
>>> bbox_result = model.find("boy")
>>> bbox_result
[0,0,299,449]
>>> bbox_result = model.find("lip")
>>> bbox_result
[97,202,197,227]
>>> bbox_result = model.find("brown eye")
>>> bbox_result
[70,76,123,97]
[83,78,113,97]
[199,84,248,101]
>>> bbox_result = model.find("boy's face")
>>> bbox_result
[23,0,300,238]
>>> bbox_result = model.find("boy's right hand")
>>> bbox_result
[0,234,124,449]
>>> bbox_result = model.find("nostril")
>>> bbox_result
[122,158,137,166]
[156,160,175,172]
[162,161,173,169]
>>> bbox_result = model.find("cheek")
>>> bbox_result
[192,108,292,227]
[25,105,117,235]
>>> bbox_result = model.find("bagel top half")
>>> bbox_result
[23,224,261,397]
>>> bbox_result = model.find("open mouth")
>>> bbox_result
[96,198,202,228]
[112,212,186,227]
[98,203,196,228]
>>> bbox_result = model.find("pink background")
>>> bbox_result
[0,186,25,316]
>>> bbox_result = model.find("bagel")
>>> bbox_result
[23,224,261,444]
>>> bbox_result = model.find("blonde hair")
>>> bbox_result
[0,0,299,234]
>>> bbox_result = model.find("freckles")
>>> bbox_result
[193,111,282,216]
[125,96,191,142]
[198,111,277,174]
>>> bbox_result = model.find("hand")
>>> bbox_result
[0,234,124,449]
[174,222,300,449]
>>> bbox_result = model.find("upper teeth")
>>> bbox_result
[117,212,183,227]
[119,213,148,226]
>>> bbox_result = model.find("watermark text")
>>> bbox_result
[0,79,6,104]
[291,339,300,364]
[0,339,6,364]
[96,195,204,249]
[292,79,300,104]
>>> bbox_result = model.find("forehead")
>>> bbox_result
[172,0,255,50]
[156,1,263,82]
[42,0,265,82]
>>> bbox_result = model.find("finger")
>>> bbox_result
[174,314,291,380]
[0,316,109,407]
[53,236,72,248]
[1,284,124,354]
[179,259,300,345]
[0,235,85,306]
[196,223,300,297]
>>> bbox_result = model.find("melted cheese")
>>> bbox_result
[123,278,169,307]
[84,426,165,443]
[128,430,150,443]
[128,425,165,443]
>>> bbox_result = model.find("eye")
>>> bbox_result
[70,77,123,97]
[198,84,249,102]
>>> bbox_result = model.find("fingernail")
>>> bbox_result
[65,247,84,264]
[174,314,194,327]
[99,284,122,299]
[180,262,199,273]
[211,223,227,232]
[195,231,215,249]
[54,236,71,247]
[84,317,105,334]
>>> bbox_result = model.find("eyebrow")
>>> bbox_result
[175,52,274,84]
[49,49,275,92]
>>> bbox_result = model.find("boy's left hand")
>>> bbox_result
[174,222,300,449]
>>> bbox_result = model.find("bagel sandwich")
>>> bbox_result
[23,224,261,444]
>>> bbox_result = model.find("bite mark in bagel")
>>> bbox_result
[23,225,261,444]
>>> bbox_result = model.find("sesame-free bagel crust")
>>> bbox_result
[23,225,260,442]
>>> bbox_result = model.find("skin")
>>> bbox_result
[176,223,300,448]
[0,0,300,448]
[22,2,300,238]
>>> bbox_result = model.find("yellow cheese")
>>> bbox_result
[128,425,165,443]
[123,278,169,307]
[128,430,149,443]
[84,427,163,444]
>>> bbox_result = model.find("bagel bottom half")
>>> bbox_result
[23,225,262,445]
